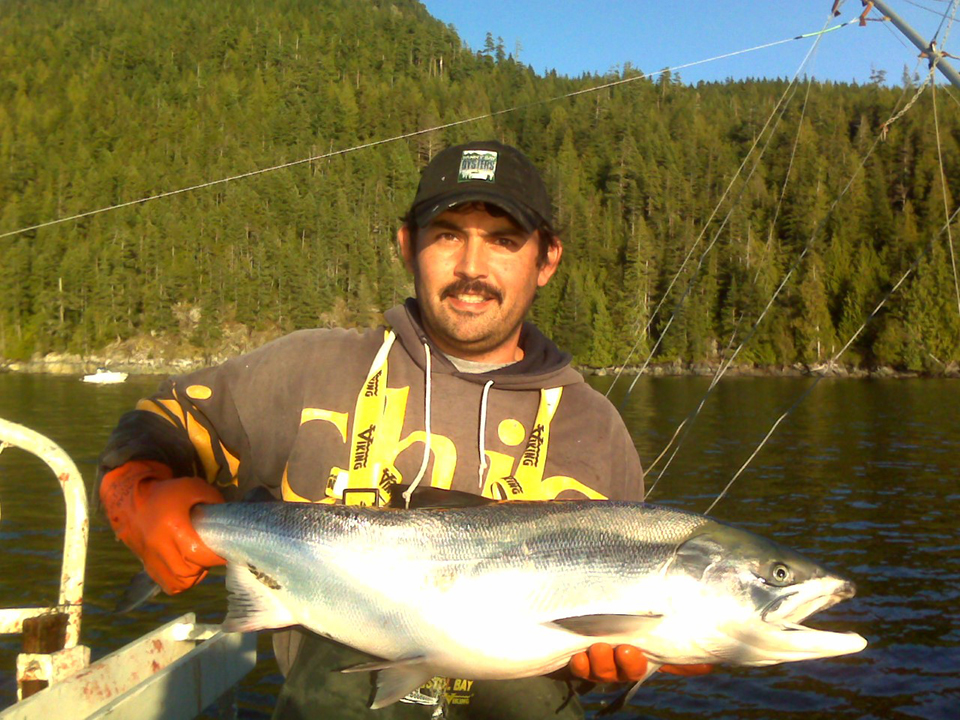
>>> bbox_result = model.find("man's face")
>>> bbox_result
[398,205,561,363]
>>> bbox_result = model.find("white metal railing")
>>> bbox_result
[0,416,257,717]
[0,417,89,698]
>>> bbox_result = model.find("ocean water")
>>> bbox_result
[0,373,956,719]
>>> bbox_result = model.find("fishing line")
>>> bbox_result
[901,0,954,19]
[651,56,946,500]
[682,19,960,460]
[620,72,803,403]
[607,64,806,400]
[942,0,960,44]
[752,79,815,286]
[924,1,960,317]
[699,62,959,512]
[0,17,859,241]
[705,202,960,515]
[944,82,960,107]
[932,83,960,318]
[609,15,833,404]
[644,247,811,497]
[608,67,803,397]
[883,19,917,53]
[931,0,959,41]
[648,69,895,492]
[903,0,952,17]
[624,87,799,441]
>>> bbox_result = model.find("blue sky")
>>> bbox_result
[421,1,959,86]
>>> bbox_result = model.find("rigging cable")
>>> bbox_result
[705,203,960,515]
[702,10,960,512]
[931,0,958,40]
[648,70,841,493]
[608,13,836,404]
[752,79,816,286]
[645,63,928,497]
[931,1,960,318]
[653,7,960,501]
[0,17,859,242]
[901,0,954,19]
[606,70,806,400]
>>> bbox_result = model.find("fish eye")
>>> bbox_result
[769,563,792,586]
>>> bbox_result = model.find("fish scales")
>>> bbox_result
[195,502,706,665]
[197,500,710,584]
[189,499,867,709]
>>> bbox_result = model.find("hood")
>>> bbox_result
[384,299,583,391]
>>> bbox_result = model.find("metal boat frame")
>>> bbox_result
[0,418,255,719]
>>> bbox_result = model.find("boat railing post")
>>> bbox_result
[0,417,90,700]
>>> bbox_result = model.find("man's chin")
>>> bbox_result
[435,321,506,354]
[420,303,521,357]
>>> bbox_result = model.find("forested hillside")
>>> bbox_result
[2,0,959,370]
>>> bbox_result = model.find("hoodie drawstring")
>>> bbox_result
[478,380,494,489]
[402,342,433,508]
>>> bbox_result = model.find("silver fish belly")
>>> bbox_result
[192,500,867,708]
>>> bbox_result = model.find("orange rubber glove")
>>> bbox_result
[569,643,714,683]
[100,460,226,595]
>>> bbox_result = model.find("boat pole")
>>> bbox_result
[867,0,960,91]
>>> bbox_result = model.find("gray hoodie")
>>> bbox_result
[99,299,643,505]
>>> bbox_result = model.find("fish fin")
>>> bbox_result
[340,656,428,673]
[221,562,295,633]
[388,484,496,509]
[548,613,663,637]
[341,658,434,709]
[114,570,162,613]
[596,661,661,716]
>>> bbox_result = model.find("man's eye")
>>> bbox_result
[494,237,517,248]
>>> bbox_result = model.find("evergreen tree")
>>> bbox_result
[0,0,957,372]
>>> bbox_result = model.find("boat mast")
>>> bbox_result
[858,0,960,90]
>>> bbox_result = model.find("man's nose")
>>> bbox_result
[455,236,488,278]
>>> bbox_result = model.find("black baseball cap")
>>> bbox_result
[410,140,553,233]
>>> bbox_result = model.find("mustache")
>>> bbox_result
[441,279,503,304]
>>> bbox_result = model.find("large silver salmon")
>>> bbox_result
[192,500,867,708]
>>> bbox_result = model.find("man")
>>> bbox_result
[98,140,690,718]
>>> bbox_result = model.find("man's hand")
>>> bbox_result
[100,460,226,594]
[569,643,714,683]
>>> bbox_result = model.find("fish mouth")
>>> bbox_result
[761,578,857,625]
[725,577,866,665]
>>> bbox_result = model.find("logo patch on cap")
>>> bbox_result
[458,150,498,183]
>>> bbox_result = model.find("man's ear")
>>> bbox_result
[397,225,416,274]
[537,236,563,287]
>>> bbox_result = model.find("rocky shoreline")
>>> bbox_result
[3,351,958,380]
[579,362,960,379]
[2,322,958,379]
[1,354,212,376]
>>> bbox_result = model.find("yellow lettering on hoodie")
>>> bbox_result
[363,385,411,504]
[300,408,349,442]
[389,430,458,490]
[540,475,607,500]
[514,387,562,492]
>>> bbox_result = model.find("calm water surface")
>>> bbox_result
[0,373,957,719]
